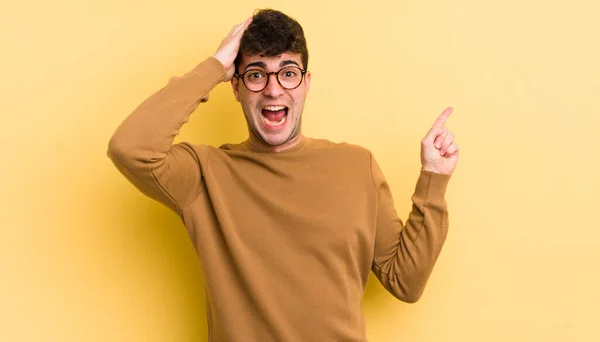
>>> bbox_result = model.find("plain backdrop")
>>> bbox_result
[1,0,599,341]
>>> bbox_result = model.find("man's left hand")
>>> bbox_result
[420,107,459,175]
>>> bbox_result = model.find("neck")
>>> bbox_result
[248,132,305,153]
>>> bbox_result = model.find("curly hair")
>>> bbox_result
[234,9,309,72]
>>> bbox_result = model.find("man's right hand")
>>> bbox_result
[213,17,253,82]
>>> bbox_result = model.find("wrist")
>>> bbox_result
[421,164,437,173]
[212,54,227,68]
[421,166,452,176]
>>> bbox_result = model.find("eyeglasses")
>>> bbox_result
[235,66,307,92]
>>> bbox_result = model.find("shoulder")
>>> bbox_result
[214,137,372,157]
[309,138,375,167]
[182,138,375,166]
[176,142,235,166]
[306,137,372,155]
[304,138,376,175]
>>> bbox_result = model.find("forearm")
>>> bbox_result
[396,171,449,301]
[372,168,451,303]
[107,57,226,167]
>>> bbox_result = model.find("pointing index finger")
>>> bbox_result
[432,107,453,128]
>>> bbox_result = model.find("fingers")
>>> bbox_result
[426,128,458,157]
[431,107,453,129]
[424,107,453,144]
[214,17,253,76]
[434,129,448,148]
[423,126,447,145]
[423,107,458,157]
[242,16,253,29]
[228,18,252,48]
[444,142,459,157]
[439,132,454,155]
[232,17,252,36]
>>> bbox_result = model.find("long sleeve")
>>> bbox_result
[370,153,451,303]
[107,57,226,214]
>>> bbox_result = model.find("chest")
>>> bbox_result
[204,154,378,255]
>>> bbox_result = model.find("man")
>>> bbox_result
[108,9,459,342]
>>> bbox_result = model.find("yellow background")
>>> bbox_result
[2,0,599,341]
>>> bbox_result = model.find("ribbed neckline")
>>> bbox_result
[240,136,312,154]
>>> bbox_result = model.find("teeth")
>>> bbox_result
[264,105,286,111]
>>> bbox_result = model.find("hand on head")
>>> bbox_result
[213,17,253,82]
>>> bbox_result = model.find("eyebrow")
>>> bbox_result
[280,60,300,68]
[244,59,301,71]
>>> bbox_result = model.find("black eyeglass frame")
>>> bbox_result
[234,66,308,92]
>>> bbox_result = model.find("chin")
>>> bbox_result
[260,131,293,146]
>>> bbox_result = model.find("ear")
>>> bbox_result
[304,71,311,93]
[231,77,241,102]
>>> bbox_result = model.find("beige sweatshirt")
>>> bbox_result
[107,57,451,342]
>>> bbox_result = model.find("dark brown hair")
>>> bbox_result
[235,9,309,72]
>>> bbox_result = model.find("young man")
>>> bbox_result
[108,9,459,342]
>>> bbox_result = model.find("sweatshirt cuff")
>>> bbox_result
[414,169,451,201]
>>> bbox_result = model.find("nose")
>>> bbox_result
[262,73,285,97]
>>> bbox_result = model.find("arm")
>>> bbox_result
[107,57,225,213]
[370,158,450,303]
[107,18,252,213]
[371,107,459,302]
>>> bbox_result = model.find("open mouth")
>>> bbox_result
[261,105,289,128]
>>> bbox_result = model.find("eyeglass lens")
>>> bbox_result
[243,67,303,91]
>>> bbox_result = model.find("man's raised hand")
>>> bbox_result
[213,17,253,82]
[420,107,459,175]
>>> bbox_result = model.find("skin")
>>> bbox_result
[421,107,460,175]
[213,17,459,174]
[231,52,310,151]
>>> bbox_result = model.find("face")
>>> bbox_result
[232,52,311,147]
